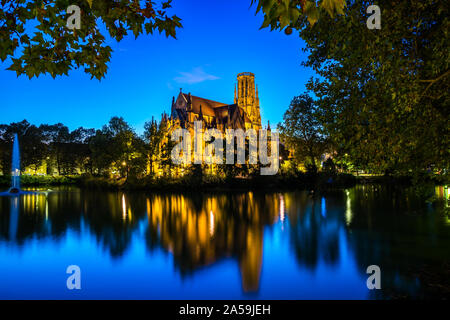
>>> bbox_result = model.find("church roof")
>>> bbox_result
[175,92,255,129]
[182,93,227,117]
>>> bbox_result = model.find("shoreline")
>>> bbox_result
[0,173,446,193]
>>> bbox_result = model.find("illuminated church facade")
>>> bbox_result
[146,72,278,175]
[164,72,265,132]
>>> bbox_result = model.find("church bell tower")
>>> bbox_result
[235,72,262,130]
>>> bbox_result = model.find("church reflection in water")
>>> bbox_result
[144,192,279,292]
[0,186,448,296]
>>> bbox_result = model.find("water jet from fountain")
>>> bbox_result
[9,133,21,194]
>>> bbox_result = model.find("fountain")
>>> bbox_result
[0,134,51,197]
[0,134,26,196]
[9,133,20,193]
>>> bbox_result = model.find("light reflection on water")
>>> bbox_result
[0,186,448,299]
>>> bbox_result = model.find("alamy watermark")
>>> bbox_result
[66,265,81,290]
[66,3,381,31]
[366,5,381,30]
[170,121,279,175]
[366,265,381,290]
[66,5,81,30]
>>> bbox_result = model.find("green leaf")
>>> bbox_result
[320,0,346,17]
[260,16,271,29]
[304,2,319,26]
[262,0,275,12]
[289,7,300,23]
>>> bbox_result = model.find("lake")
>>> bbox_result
[0,185,448,299]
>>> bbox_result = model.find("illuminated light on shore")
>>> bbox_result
[209,210,215,236]
[345,189,353,226]
[435,185,449,200]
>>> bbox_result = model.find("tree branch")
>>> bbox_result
[420,69,450,96]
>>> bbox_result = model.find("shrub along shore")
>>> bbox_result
[0,172,446,193]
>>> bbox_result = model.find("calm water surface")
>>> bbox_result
[0,185,448,299]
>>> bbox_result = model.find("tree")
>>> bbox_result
[22,124,46,173]
[251,0,346,31]
[157,119,175,177]
[0,124,12,174]
[143,117,163,175]
[278,94,327,172]
[264,0,448,176]
[38,123,94,175]
[127,136,147,178]
[90,116,145,178]
[39,123,70,174]
[89,129,114,175]
[70,127,95,173]
[1,0,182,79]
[103,116,134,177]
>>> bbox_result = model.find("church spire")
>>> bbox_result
[234,83,237,104]
[199,104,203,120]
[187,92,192,111]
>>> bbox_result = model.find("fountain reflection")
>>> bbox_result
[9,197,18,240]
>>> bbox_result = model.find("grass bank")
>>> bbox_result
[0,175,81,187]
[1,172,447,193]
[78,172,358,192]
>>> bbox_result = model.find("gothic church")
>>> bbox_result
[165,72,265,132]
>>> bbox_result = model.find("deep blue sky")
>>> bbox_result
[0,0,315,134]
